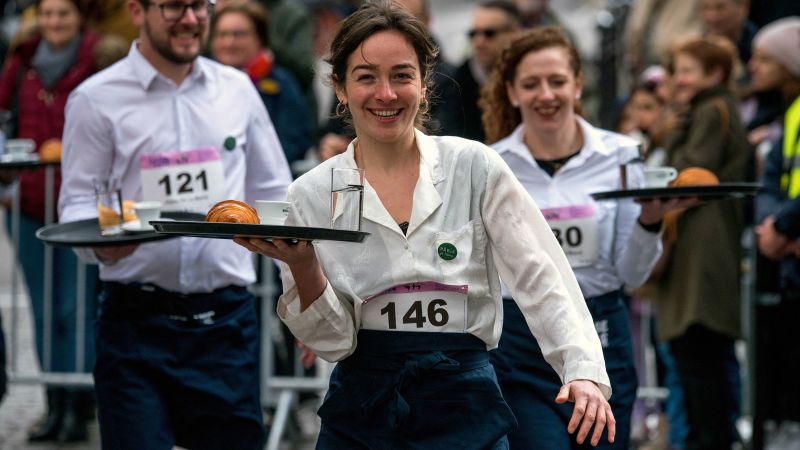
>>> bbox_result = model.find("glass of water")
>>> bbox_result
[330,167,364,231]
[94,179,123,236]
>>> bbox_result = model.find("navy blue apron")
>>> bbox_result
[490,291,636,449]
[316,330,517,449]
[94,282,265,450]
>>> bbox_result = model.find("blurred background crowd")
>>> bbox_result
[1,0,800,449]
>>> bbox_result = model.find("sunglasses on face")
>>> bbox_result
[467,27,510,39]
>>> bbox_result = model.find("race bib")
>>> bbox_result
[140,148,226,212]
[541,204,600,268]
[361,282,468,333]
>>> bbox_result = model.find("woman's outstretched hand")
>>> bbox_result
[234,237,327,311]
[556,379,616,446]
[233,237,316,267]
[637,196,700,225]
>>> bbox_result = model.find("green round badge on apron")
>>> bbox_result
[438,243,457,261]
[223,136,236,151]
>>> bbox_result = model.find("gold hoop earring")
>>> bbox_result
[335,101,349,117]
[419,97,430,115]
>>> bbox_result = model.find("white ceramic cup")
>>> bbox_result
[644,167,678,188]
[4,138,35,160]
[255,200,290,225]
[133,201,163,230]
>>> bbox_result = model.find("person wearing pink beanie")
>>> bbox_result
[752,15,800,450]
[752,16,800,79]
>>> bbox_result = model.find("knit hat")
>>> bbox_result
[753,16,800,78]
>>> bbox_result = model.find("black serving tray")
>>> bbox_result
[0,154,59,168]
[591,183,761,201]
[151,220,369,243]
[36,212,205,247]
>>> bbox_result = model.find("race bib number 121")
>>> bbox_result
[140,148,226,212]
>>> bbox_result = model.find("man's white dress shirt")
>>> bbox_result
[59,43,293,294]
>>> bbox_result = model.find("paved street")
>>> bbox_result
[0,208,321,449]
[0,3,636,448]
[0,208,101,449]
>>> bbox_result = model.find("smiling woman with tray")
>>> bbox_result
[235,2,617,448]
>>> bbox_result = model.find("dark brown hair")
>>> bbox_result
[36,0,87,26]
[326,0,438,129]
[210,0,271,49]
[477,0,522,28]
[36,0,86,16]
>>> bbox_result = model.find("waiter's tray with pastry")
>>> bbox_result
[151,200,369,243]
[592,167,761,201]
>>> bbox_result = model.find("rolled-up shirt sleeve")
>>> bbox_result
[275,179,358,362]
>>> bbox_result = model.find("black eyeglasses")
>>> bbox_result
[148,0,213,22]
[467,27,510,39]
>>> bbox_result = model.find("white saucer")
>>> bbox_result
[122,218,173,233]
[0,153,39,163]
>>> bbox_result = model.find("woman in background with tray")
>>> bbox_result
[480,27,694,449]
[649,35,751,449]
[0,0,100,442]
[236,2,615,448]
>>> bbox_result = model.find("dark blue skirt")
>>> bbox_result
[316,330,516,449]
[490,291,637,449]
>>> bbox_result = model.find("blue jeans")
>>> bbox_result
[6,213,98,372]
[657,342,688,449]
[94,283,265,450]
[491,292,637,449]
[316,330,515,449]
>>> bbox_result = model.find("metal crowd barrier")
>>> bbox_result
[1,163,329,449]
[2,163,755,448]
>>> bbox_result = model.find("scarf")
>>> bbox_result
[32,34,81,89]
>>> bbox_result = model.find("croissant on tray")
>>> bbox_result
[206,200,259,224]
[670,167,720,186]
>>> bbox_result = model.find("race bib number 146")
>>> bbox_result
[360,282,468,333]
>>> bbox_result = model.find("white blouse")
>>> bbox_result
[278,129,611,397]
[492,118,663,298]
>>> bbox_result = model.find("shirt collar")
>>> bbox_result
[128,41,208,90]
[342,129,443,235]
[343,128,443,185]
[576,116,613,157]
[493,124,530,160]
[415,128,443,185]
[494,116,615,161]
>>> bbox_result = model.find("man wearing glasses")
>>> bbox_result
[453,0,522,142]
[58,0,292,448]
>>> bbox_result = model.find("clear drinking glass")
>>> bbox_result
[330,168,365,231]
[95,179,123,236]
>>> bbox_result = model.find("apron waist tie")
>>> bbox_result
[355,350,489,430]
